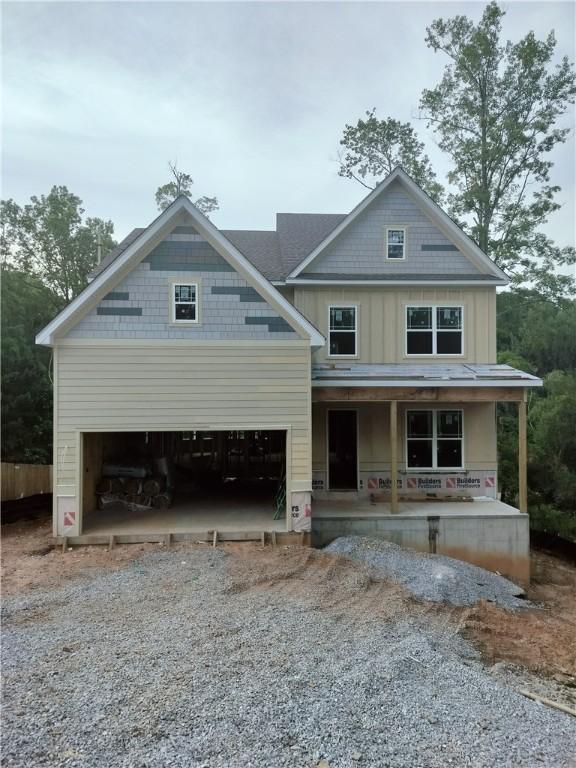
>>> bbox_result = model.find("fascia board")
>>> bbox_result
[286,279,507,287]
[312,378,543,388]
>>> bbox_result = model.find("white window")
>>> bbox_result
[406,410,464,469]
[386,227,406,259]
[329,306,357,356]
[172,283,198,323]
[406,305,463,355]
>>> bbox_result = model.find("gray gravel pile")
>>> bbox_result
[3,547,575,768]
[325,536,528,608]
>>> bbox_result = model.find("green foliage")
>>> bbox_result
[497,292,576,539]
[497,291,576,375]
[420,1,576,295]
[1,267,60,464]
[529,504,576,542]
[155,162,219,216]
[338,111,444,201]
[1,187,115,303]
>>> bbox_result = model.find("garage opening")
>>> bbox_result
[81,430,287,535]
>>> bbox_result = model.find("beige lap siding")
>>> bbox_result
[54,342,312,534]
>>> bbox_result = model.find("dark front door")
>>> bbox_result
[328,410,358,490]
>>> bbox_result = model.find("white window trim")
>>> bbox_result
[327,304,358,358]
[405,408,465,471]
[405,304,464,357]
[385,226,407,260]
[170,279,200,325]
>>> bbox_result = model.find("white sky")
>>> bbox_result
[2,1,575,249]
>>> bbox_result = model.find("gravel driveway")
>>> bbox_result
[2,546,575,768]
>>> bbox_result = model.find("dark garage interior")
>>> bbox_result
[81,429,287,534]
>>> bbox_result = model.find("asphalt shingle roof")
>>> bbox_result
[89,213,346,282]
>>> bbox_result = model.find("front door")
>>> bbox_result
[328,410,358,490]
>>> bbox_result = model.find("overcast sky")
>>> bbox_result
[2,1,575,249]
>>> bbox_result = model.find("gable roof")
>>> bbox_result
[287,167,509,284]
[86,167,507,286]
[36,197,325,347]
[89,213,346,283]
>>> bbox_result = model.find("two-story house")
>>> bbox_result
[37,168,541,582]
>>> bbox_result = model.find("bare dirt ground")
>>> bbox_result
[2,514,576,696]
[1,515,156,595]
[462,550,576,680]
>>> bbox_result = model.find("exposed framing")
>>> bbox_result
[405,408,465,471]
[327,304,358,358]
[76,425,293,536]
[405,304,465,358]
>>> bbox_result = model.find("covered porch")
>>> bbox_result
[312,362,542,514]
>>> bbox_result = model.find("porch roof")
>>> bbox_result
[311,363,542,388]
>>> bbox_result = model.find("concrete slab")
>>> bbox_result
[83,495,286,535]
[313,498,523,518]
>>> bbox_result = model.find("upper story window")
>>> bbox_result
[386,227,406,260]
[172,282,198,323]
[406,306,463,355]
[406,409,464,469]
[329,306,357,356]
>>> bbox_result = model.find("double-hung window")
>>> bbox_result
[406,305,463,355]
[172,282,198,323]
[406,410,463,469]
[386,227,406,259]
[329,306,357,356]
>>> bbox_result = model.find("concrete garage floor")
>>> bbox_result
[83,495,286,535]
[313,497,523,518]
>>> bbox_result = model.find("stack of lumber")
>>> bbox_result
[96,468,173,511]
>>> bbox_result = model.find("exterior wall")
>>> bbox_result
[294,286,497,364]
[303,179,481,276]
[67,230,297,340]
[311,515,530,585]
[312,401,497,497]
[53,341,312,536]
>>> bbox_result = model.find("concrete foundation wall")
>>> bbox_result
[312,514,530,585]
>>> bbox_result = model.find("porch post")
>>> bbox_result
[390,400,399,514]
[518,392,528,513]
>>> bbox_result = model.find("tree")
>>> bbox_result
[1,268,60,464]
[0,187,115,303]
[420,1,576,294]
[338,112,444,201]
[155,162,219,216]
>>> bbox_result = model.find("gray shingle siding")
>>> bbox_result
[67,238,297,340]
[303,180,481,276]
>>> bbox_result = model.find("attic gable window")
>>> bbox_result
[386,227,406,260]
[172,282,198,323]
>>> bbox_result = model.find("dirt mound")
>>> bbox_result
[226,545,416,620]
[462,550,576,679]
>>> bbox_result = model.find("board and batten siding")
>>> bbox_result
[294,286,497,365]
[53,341,312,536]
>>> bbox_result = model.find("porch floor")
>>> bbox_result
[313,497,523,518]
[82,496,287,536]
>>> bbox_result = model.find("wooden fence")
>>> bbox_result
[1,463,52,502]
